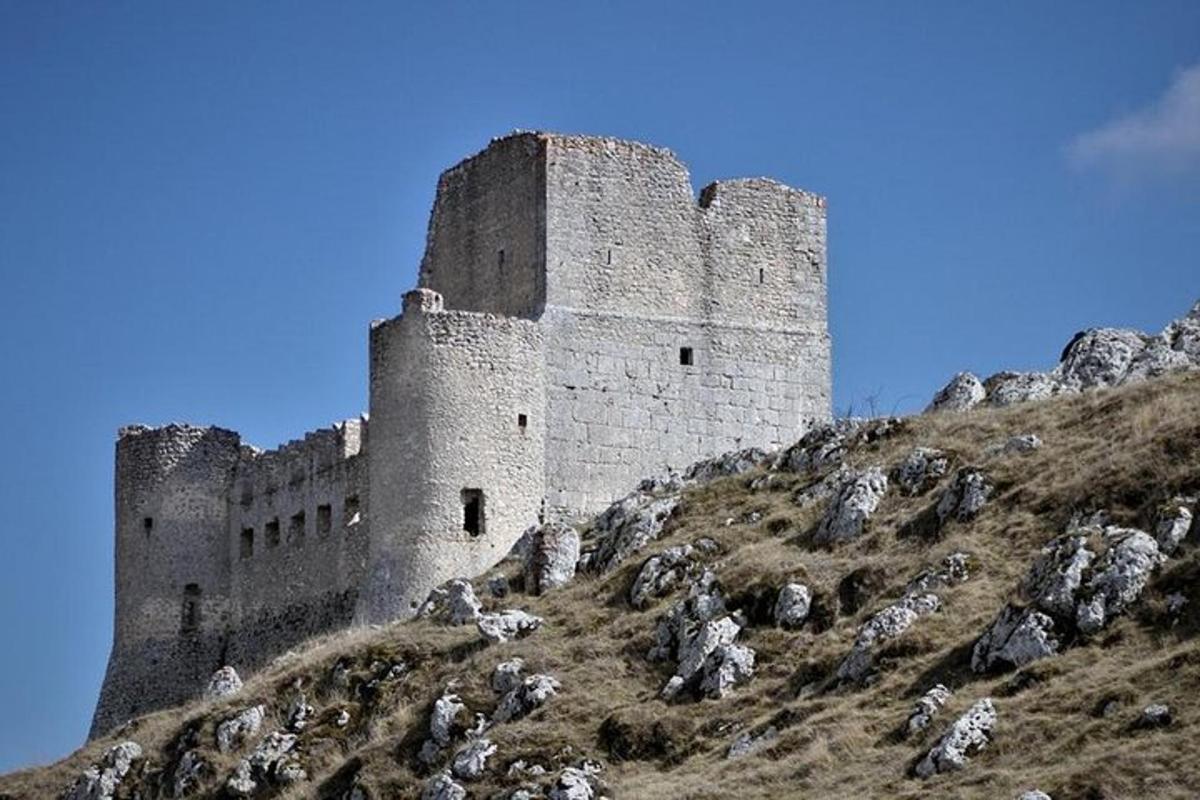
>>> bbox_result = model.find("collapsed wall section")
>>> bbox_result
[361,289,545,622]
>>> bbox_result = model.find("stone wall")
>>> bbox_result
[361,289,546,623]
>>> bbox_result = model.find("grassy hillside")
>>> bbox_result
[4,371,1199,800]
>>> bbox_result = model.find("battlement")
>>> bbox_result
[93,132,832,737]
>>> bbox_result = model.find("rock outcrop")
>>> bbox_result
[914,699,997,778]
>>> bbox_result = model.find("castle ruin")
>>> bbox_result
[91,132,831,737]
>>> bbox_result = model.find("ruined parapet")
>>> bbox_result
[361,289,546,623]
[92,424,242,738]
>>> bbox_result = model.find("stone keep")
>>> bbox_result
[91,132,831,737]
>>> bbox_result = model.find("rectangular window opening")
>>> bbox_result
[240,528,254,560]
[679,346,694,366]
[517,413,528,430]
[462,488,484,537]
[181,583,201,634]
[289,511,306,546]
[143,517,154,536]
[498,248,505,268]
[265,518,280,548]
[344,495,361,528]
[606,248,612,265]
[758,267,765,284]
[317,504,332,537]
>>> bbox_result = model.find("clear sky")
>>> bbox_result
[0,1,1197,772]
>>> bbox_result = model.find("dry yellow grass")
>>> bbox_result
[3,371,1199,800]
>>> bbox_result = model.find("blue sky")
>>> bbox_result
[1,1,1197,771]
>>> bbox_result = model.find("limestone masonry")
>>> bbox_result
[91,132,831,737]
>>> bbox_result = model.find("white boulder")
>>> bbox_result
[914,698,997,778]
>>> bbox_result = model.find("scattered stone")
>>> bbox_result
[986,434,1042,457]
[936,468,992,524]
[927,372,986,412]
[1166,592,1188,617]
[418,579,482,625]
[814,467,888,544]
[774,420,858,473]
[330,659,352,688]
[914,698,997,778]
[1057,327,1149,389]
[972,605,1060,673]
[63,741,143,800]
[1023,533,1095,618]
[697,640,756,699]
[836,594,941,683]
[477,609,544,643]
[685,447,772,482]
[171,749,205,798]
[487,574,510,598]
[429,693,466,748]
[335,709,351,727]
[905,552,972,596]
[493,674,561,723]
[491,658,526,695]
[286,694,315,732]
[773,583,811,629]
[907,684,953,736]
[636,469,686,495]
[727,726,779,759]
[216,705,265,753]
[523,522,581,594]
[547,767,596,800]
[893,447,949,495]
[1135,703,1172,729]
[588,492,680,574]
[790,465,852,510]
[204,666,243,700]
[1017,791,1052,800]
[226,731,301,797]
[648,570,727,664]
[1076,528,1165,634]
[1155,500,1193,555]
[451,738,497,781]
[630,544,700,609]
[421,771,467,800]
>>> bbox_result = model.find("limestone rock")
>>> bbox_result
[487,574,510,598]
[1023,534,1095,618]
[984,371,1066,407]
[697,640,756,699]
[1164,300,1200,361]
[216,705,265,753]
[914,698,997,778]
[1057,328,1149,388]
[986,434,1043,457]
[1135,703,1172,729]
[421,771,467,800]
[451,738,496,781]
[927,372,985,413]
[727,726,779,759]
[904,552,971,596]
[477,609,544,643]
[814,467,888,544]
[429,693,466,747]
[1017,791,1052,800]
[907,684,953,736]
[491,658,526,695]
[171,749,205,798]
[648,570,726,664]
[1155,500,1193,556]
[629,544,698,609]
[673,615,740,688]
[588,492,680,574]
[1076,528,1165,634]
[790,465,852,510]
[836,594,940,683]
[419,579,482,625]
[775,420,859,473]
[286,694,315,732]
[685,447,771,482]
[493,674,561,723]
[936,468,992,524]
[972,605,1060,673]
[773,583,811,629]
[547,767,596,800]
[63,741,142,800]
[204,666,243,700]
[893,447,949,495]
[226,731,300,797]
[523,522,581,594]
[1124,338,1191,382]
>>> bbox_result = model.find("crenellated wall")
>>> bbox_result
[94,131,832,738]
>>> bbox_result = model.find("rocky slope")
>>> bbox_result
[3,303,1200,800]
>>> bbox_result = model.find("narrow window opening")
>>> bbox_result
[758,267,764,284]
[679,347,694,366]
[517,413,528,430]
[344,495,361,528]
[606,248,612,265]
[181,583,201,634]
[143,517,154,536]
[289,511,306,546]
[317,504,332,537]
[240,528,254,559]
[498,248,505,268]
[265,518,280,548]
[462,489,484,537]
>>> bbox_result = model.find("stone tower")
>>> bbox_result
[91,131,831,737]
